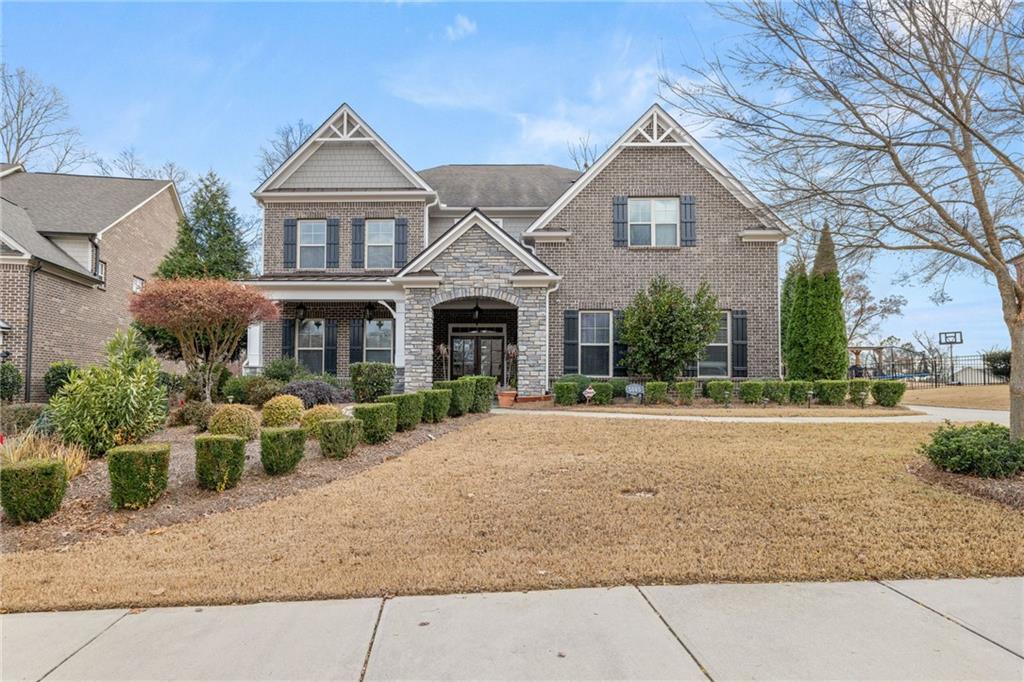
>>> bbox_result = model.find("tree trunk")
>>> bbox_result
[1008,317,1024,439]
[203,363,214,404]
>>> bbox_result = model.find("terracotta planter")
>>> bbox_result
[497,390,517,408]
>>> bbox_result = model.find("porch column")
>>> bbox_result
[394,300,406,369]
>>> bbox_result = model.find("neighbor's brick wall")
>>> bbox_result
[535,145,780,381]
[0,263,30,400]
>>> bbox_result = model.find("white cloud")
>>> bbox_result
[444,14,477,41]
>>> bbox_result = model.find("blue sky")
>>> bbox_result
[4,2,1007,352]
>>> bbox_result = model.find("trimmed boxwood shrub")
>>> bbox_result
[350,362,395,403]
[739,381,765,404]
[280,380,342,408]
[557,374,592,401]
[554,381,578,406]
[208,404,260,441]
[465,375,497,413]
[1,361,24,403]
[849,379,873,408]
[920,422,1024,478]
[194,434,245,492]
[44,361,77,398]
[646,381,669,404]
[248,378,284,408]
[763,380,789,404]
[0,459,67,522]
[871,380,907,407]
[262,394,304,427]
[590,382,613,405]
[420,389,451,423]
[319,419,362,459]
[435,380,472,417]
[609,378,628,398]
[675,381,695,405]
[814,380,849,406]
[352,403,397,444]
[787,380,815,404]
[260,427,305,475]
[707,380,734,405]
[300,405,345,439]
[107,443,171,510]
[377,393,424,431]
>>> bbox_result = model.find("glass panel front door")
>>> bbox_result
[450,335,503,383]
[451,337,476,379]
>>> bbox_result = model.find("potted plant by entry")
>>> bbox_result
[497,344,519,407]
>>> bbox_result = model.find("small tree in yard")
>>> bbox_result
[620,277,721,382]
[786,226,848,381]
[130,279,278,402]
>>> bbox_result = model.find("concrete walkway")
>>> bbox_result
[495,403,1010,425]
[3,578,1021,680]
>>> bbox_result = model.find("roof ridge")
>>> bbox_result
[10,170,171,183]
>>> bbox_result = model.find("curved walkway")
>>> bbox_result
[495,404,1009,425]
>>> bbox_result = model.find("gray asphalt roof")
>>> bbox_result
[418,164,579,208]
[1,198,96,278]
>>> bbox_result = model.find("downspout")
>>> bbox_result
[423,194,439,249]
[24,262,42,402]
[545,280,560,393]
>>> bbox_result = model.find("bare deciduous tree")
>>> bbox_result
[843,269,907,345]
[1,64,89,172]
[256,119,313,182]
[567,133,600,172]
[94,147,195,196]
[664,0,1024,435]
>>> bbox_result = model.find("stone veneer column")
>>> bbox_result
[403,289,435,391]
[514,287,549,396]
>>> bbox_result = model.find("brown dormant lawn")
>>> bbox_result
[903,385,1009,410]
[3,415,1023,612]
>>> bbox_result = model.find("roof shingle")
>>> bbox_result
[418,164,579,208]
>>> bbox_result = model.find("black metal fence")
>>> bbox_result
[849,349,1007,389]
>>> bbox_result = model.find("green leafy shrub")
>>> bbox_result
[319,419,362,459]
[646,381,669,404]
[0,459,67,522]
[590,382,613,405]
[44,361,77,398]
[0,403,46,435]
[247,378,283,407]
[377,393,424,431]
[262,395,304,427]
[557,374,591,401]
[814,380,849,406]
[300,405,344,439]
[435,380,472,417]
[260,427,305,475]
[350,362,395,403]
[763,380,789,404]
[169,400,218,432]
[352,403,397,444]
[674,381,696,405]
[921,422,1024,478]
[553,382,578,406]
[281,380,342,408]
[1,361,24,402]
[222,375,251,404]
[107,443,170,509]
[609,378,628,398]
[707,380,734,405]
[158,371,185,398]
[739,381,765,404]
[849,379,873,408]
[787,380,815,404]
[871,380,906,407]
[263,357,306,383]
[194,434,245,492]
[465,375,497,413]
[208,404,260,440]
[420,389,451,423]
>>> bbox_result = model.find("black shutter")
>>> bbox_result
[324,320,338,375]
[612,196,628,247]
[351,217,365,268]
[326,218,340,268]
[349,318,364,366]
[613,310,628,377]
[680,196,697,247]
[732,310,748,378]
[283,219,297,269]
[281,319,295,359]
[563,310,579,374]
[394,218,409,267]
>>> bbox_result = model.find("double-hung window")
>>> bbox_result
[365,319,393,363]
[131,276,145,293]
[366,219,395,269]
[298,220,327,269]
[628,198,679,247]
[297,319,325,374]
[579,311,612,377]
[691,312,729,377]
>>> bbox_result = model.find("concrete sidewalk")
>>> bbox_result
[3,578,1021,681]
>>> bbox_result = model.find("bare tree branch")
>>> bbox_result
[256,119,313,183]
[567,133,600,172]
[1,64,89,172]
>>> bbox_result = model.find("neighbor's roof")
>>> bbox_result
[418,164,579,208]
[0,197,96,277]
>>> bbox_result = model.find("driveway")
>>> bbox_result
[4,578,1021,680]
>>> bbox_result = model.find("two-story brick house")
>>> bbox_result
[0,164,182,401]
[245,103,789,396]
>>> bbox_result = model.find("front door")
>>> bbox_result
[450,334,504,383]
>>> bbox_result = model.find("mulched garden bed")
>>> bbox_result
[1,413,489,553]
[909,458,1024,509]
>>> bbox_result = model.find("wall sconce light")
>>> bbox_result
[472,299,481,322]
[364,302,374,321]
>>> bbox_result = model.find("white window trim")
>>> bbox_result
[296,318,326,374]
[694,312,731,378]
[364,318,394,363]
[627,198,679,248]
[131,276,145,293]
[298,219,327,270]
[579,310,613,378]
[365,218,396,269]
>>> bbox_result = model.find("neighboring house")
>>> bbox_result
[0,164,182,401]
[244,103,789,396]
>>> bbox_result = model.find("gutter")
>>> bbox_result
[24,262,42,402]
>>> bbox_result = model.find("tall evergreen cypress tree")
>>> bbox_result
[780,259,804,372]
[788,225,847,380]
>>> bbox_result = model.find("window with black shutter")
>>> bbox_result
[351,218,365,268]
[283,219,297,269]
[349,318,364,366]
[731,310,748,378]
[281,319,295,359]
[563,310,579,374]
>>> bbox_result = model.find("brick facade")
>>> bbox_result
[0,263,31,391]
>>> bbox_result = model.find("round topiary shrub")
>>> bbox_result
[920,422,1024,478]
[0,459,67,523]
[675,381,696,405]
[107,443,171,510]
[739,381,765,404]
[871,380,907,407]
[813,380,849,406]
[420,389,451,423]
[435,380,472,417]
[260,427,306,475]
[377,393,425,431]
[763,380,789,404]
[553,381,578,406]
[706,380,734,405]
[590,382,613,405]
[786,380,815,405]
[208,404,260,441]
[848,379,873,408]
[262,394,304,427]
[44,361,78,398]
[351,403,397,444]
[300,404,345,440]
[318,418,363,459]
[195,434,246,492]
